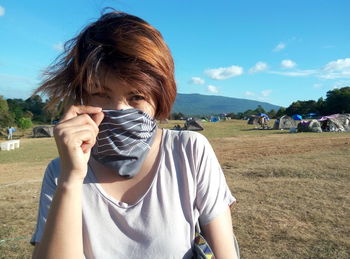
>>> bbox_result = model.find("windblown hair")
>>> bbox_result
[35,10,176,120]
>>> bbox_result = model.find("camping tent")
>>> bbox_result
[319,114,350,132]
[257,113,270,120]
[337,114,350,130]
[273,115,297,130]
[33,126,54,138]
[210,117,219,123]
[297,120,322,133]
[292,114,303,120]
[247,115,259,125]
[184,118,204,131]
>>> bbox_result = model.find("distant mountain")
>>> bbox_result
[172,93,281,115]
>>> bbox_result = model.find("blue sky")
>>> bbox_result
[0,0,349,107]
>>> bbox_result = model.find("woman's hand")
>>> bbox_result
[54,105,104,183]
[34,105,103,259]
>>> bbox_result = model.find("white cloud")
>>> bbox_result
[313,83,322,89]
[205,65,243,80]
[244,91,256,96]
[53,42,64,52]
[281,59,296,69]
[207,85,219,93]
[249,62,268,73]
[273,42,286,52]
[251,57,350,80]
[189,77,205,85]
[261,89,272,97]
[324,58,350,71]
[332,80,350,89]
[320,58,350,79]
[269,69,316,77]
[0,6,5,16]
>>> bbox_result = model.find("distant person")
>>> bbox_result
[258,116,265,128]
[7,127,14,140]
[31,10,239,259]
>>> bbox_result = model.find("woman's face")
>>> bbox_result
[87,75,156,118]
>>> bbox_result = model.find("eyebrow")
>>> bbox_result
[90,86,111,94]
[128,90,144,96]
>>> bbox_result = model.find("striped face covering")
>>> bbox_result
[91,108,157,178]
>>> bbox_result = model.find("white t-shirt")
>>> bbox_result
[31,129,236,258]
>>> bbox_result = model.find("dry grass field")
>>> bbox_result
[1,119,349,258]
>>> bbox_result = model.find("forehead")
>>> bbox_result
[89,71,144,95]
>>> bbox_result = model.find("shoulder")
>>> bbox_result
[162,129,214,169]
[163,129,209,149]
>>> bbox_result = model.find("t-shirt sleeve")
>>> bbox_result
[194,134,236,226]
[30,159,59,245]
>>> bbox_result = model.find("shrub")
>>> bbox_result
[18,117,33,130]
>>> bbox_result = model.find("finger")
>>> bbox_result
[56,114,100,135]
[60,105,102,122]
[81,142,94,153]
[56,124,98,138]
[91,112,105,127]
[70,129,97,153]
[80,134,97,154]
[54,124,99,147]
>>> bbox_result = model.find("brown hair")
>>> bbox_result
[34,10,176,120]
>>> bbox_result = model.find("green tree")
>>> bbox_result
[275,107,286,118]
[254,105,266,114]
[25,95,51,122]
[316,97,326,115]
[325,86,350,114]
[286,101,301,115]
[267,109,277,119]
[18,117,33,130]
[170,112,186,120]
[0,96,8,112]
[226,112,239,119]
[286,100,320,116]
[7,98,26,123]
[242,109,255,119]
[236,112,244,119]
[45,98,64,123]
[23,110,34,119]
[0,96,15,128]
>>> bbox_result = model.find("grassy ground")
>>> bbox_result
[1,120,349,258]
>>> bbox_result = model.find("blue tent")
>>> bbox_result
[292,114,302,120]
[257,113,270,120]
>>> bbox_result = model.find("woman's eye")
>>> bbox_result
[129,95,145,101]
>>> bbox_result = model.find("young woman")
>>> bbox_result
[31,10,238,259]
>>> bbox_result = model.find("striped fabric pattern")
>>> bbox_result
[91,108,157,178]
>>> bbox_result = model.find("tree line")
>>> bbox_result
[171,86,350,120]
[1,86,349,130]
[285,86,350,116]
[0,95,62,130]
[171,105,285,120]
